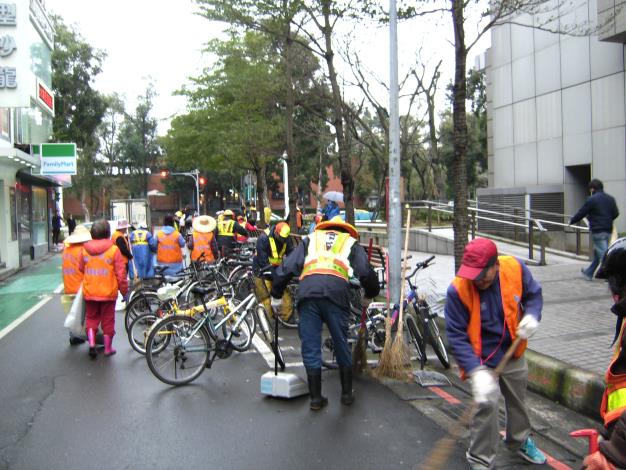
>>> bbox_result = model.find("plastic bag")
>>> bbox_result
[64,285,85,335]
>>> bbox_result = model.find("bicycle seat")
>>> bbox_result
[164,275,185,283]
[154,266,168,275]
[190,285,214,296]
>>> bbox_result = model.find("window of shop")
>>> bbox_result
[32,187,47,246]
[9,187,17,241]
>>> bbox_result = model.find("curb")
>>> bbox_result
[526,349,604,422]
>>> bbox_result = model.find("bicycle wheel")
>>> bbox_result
[234,273,255,301]
[426,316,450,369]
[405,314,425,367]
[224,313,253,352]
[146,315,211,386]
[321,336,338,369]
[125,292,161,333]
[128,312,167,355]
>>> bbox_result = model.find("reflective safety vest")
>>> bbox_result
[268,236,287,266]
[191,231,215,262]
[82,245,119,299]
[451,256,527,378]
[156,230,183,263]
[300,230,355,281]
[601,322,626,426]
[62,243,84,295]
[131,229,149,246]
[218,220,235,237]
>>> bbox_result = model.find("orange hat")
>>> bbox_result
[315,215,358,239]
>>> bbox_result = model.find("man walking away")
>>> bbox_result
[52,210,63,247]
[149,215,185,276]
[445,238,547,469]
[129,223,154,279]
[570,179,619,280]
[66,214,76,236]
[216,209,248,258]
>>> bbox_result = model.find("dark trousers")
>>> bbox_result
[52,229,60,245]
[298,298,351,370]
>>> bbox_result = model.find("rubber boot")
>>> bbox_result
[103,335,116,356]
[339,367,354,405]
[306,370,328,411]
[87,328,97,359]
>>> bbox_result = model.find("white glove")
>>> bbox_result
[470,367,499,404]
[517,314,539,339]
[270,296,283,314]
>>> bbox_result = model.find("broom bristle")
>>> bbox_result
[374,318,411,380]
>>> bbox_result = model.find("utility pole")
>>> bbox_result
[388,0,401,304]
[167,169,200,215]
[280,150,289,219]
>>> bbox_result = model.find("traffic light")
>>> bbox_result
[160,170,168,178]
[199,176,206,186]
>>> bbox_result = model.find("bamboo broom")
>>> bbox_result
[375,209,412,380]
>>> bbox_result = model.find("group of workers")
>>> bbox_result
[58,191,626,469]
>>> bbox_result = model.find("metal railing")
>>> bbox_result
[405,200,591,265]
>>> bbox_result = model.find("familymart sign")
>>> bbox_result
[34,143,77,175]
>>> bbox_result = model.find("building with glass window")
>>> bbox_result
[0,0,59,273]
[482,1,626,250]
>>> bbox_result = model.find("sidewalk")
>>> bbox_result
[0,254,62,331]
[402,246,611,420]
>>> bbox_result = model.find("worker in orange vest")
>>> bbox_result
[444,238,546,469]
[78,219,128,358]
[187,215,218,263]
[62,224,92,346]
[581,239,626,469]
[149,214,185,276]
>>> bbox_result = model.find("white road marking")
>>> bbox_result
[251,334,275,367]
[0,296,52,341]
[53,283,64,294]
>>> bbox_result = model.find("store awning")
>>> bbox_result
[16,169,63,188]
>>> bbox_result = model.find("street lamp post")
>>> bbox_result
[170,169,200,215]
[280,151,289,219]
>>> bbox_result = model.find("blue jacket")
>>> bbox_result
[444,258,542,373]
[321,201,340,221]
[570,190,619,234]
[129,229,154,279]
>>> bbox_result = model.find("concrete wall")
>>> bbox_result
[0,164,20,270]
[359,229,454,256]
[487,4,626,232]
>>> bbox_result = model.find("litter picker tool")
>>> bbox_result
[418,336,523,470]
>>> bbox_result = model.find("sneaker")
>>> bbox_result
[581,269,593,281]
[518,436,547,464]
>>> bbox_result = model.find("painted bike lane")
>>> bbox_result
[0,255,62,332]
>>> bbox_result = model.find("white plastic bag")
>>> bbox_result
[64,285,85,335]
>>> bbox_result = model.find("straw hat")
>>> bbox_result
[65,224,92,244]
[315,215,359,239]
[116,219,130,230]
[192,215,217,233]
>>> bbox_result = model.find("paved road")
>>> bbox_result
[0,292,469,470]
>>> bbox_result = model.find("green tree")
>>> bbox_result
[117,86,161,198]
[51,16,107,220]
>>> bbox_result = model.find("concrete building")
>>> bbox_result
[0,0,59,273]
[482,0,626,248]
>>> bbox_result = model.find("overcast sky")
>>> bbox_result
[44,0,490,135]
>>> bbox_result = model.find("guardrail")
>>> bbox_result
[404,200,591,265]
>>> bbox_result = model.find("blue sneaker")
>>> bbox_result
[518,436,547,464]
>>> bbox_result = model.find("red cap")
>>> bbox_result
[457,238,498,280]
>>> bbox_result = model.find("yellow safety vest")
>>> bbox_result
[131,229,149,245]
[300,230,355,281]
[601,322,626,426]
[268,236,287,266]
[218,220,235,237]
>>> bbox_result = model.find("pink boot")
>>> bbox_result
[87,329,97,359]
[104,335,116,356]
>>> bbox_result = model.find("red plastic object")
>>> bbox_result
[570,429,600,454]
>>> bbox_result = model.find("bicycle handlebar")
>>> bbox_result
[405,255,436,282]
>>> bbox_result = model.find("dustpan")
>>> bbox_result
[260,305,308,398]
[413,369,451,387]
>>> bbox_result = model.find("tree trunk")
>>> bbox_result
[322,0,354,225]
[452,0,469,271]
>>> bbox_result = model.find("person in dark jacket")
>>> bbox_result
[52,210,63,246]
[66,214,76,235]
[570,179,619,280]
[270,216,380,411]
[216,209,248,257]
[252,222,294,320]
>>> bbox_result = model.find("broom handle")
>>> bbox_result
[360,239,374,328]
[418,336,523,470]
[396,209,412,328]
